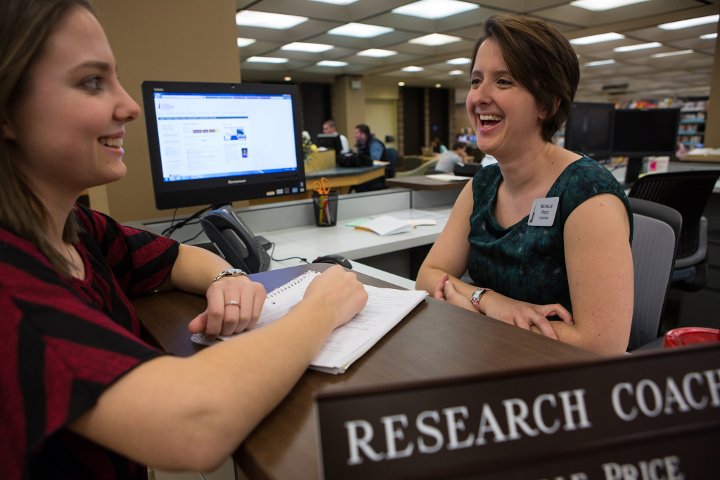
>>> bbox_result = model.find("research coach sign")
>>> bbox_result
[316,344,720,480]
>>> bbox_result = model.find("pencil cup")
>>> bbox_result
[312,190,339,227]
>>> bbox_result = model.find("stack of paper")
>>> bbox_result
[426,174,470,182]
[192,271,428,374]
[355,216,414,236]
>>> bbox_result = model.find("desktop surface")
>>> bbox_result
[132,263,598,480]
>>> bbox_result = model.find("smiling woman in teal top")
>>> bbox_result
[416,15,634,356]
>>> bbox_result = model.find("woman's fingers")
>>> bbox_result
[434,274,449,300]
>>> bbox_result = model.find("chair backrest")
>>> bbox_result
[384,148,398,178]
[628,202,681,350]
[403,156,422,171]
[628,170,719,259]
[395,160,439,178]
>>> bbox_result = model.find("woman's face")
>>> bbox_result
[3,7,140,197]
[466,38,545,159]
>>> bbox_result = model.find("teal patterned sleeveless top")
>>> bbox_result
[467,156,633,314]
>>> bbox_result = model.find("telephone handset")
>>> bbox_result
[199,205,271,274]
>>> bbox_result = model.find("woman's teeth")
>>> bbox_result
[479,115,502,127]
[99,137,123,148]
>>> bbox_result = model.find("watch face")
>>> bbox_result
[226,269,245,275]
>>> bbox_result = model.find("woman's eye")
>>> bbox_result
[82,77,102,91]
[498,79,513,86]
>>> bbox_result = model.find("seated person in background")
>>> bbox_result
[322,119,350,153]
[354,123,385,162]
[430,137,448,154]
[415,14,634,356]
[0,1,368,477]
[436,142,468,173]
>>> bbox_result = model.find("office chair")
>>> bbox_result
[395,160,439,178]
[384,148,398,179]
[627,198,681,351]
[353,148,399,192]
[628,170,720,292]
[402,156,423,171]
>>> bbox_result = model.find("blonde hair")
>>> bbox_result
[0,0,95,275]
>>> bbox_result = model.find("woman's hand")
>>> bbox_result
[303,265,368,329]
[481,292,574,340]
[188,276,267,341]
[434,274,476,312]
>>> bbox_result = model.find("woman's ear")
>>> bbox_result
[540,96,562,121]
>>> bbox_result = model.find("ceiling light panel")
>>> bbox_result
[614,42,661,52]
[570,33,625,45]
[281,42,333,53]
[391,0,478,20]
[409,34,462,46]
[357,49,397,57]
[651,50,694,58]
[402,66,424,72]
[447,58,471,65]
[328,23,394,38]
[307,0,359,4]
[237,38,256,48]
[584,59,615,66]
[659,15,719,30]
[570,0,649,11]
[235,11,308,30]
[449,70,464,75]
[317,60,348,67]
[246,57,289,63]
[701,33,718,39]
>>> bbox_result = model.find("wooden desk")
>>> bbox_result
[132,264,598,480]
[387,175,470,191]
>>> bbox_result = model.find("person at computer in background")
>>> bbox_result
[431,137,447,154]
[354,123,386,161]
[322,119,350,154]
[436,142,468,173]
[0,1,368,477]
[415,14,634,356]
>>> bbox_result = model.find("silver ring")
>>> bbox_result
[225,301,240,307]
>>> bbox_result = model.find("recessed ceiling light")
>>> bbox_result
[308,0,359,4]
[237,38,256,48]
[701,33,718,39]
[317,60,348,67]
[402,66,424,72]
[281,42,333,53]
[446,58,471,65]
[398,82,405,86]
[409,34,462,46]
[651,50,694,58]
[392,0,478,20]
[584,59,615,66]
[235,11,308,30]
[659,15,719,30]
[570,33,625,45]
[435,84,442,88]
[328,23,394,38]
[449,70,464,75]
[246,56,289,63]
[571,0,649,11]
[614,42,662,52]
[284,77,292,81]
[357,49,397,57]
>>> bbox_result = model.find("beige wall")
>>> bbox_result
[333,76,366,141]
[365,99,398,150]
[91,0,241,222]
[454,104,472,136]
[704,32,720,148]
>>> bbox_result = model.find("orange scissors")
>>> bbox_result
[313,177,330,195]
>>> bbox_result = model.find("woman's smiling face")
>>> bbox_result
[466,38,547,159]
[3,6,140,197]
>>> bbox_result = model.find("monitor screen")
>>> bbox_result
[565,102,615,160]
[316,133,343,153]
[142,81,306,210]
[612,108,681,157]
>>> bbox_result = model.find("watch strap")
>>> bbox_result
[213,269,248,283]
[470,288,492,313]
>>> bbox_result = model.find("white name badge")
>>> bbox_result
[528,197,559,227]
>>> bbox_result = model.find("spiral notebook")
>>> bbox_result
[192,271,428,374]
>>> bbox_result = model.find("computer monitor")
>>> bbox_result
[612,108,681,184]
[564,102,614,160]
[316,133,343,153]
[141,81,306,211]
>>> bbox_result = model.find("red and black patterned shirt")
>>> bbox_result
[0,205,179,479]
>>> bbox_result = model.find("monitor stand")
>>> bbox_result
[624,157,643,186]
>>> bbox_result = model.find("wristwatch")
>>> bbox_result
[213,268,248,283]
[470,288,492,313]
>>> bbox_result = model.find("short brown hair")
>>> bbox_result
[470,15,579,143]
